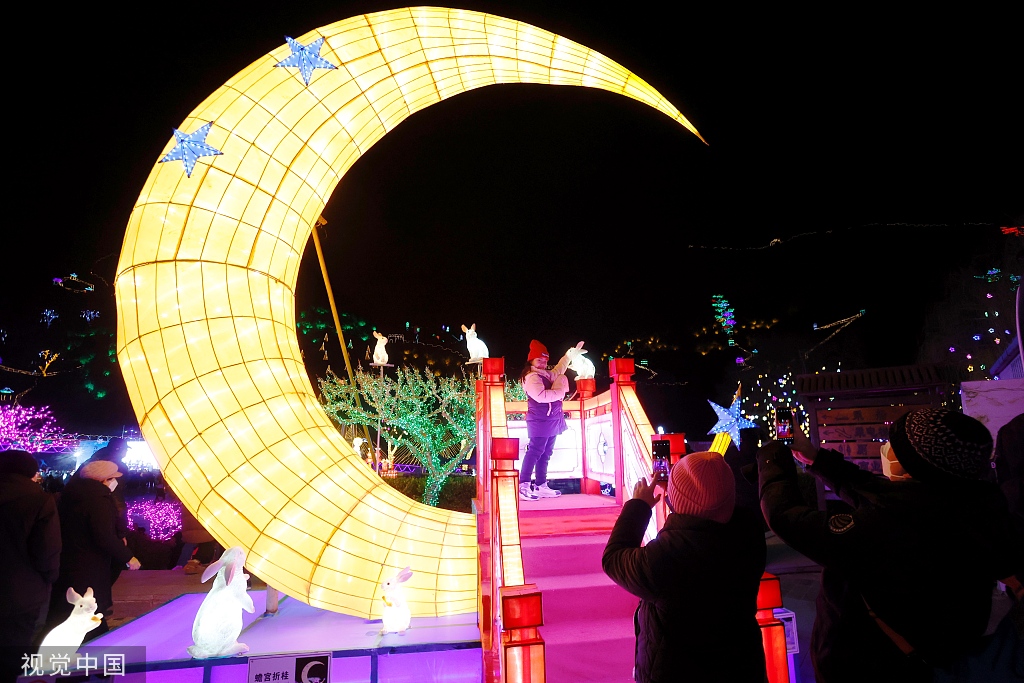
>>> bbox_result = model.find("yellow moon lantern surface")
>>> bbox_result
[115,6,702,618]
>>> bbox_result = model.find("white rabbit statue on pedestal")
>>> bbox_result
[187,546,255,658]
[380,566,414,635]
[371,331,389,366]
[462,324,489,361]
[39,587,103,661]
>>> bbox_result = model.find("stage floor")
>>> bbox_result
[19,589,482,683]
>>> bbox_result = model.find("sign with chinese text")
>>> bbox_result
[248,653,331,683]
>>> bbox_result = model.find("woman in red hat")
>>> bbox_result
[518,340,584,500]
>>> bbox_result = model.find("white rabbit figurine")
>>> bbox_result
[187,546,255,659]
[462,324,489,361]
[567,345,595,379]
[372,331,389,365]
[39,586,103,657]
[380,566,414,635]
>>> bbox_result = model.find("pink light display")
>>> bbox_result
[0,405,76,453]
[127,500,183,540]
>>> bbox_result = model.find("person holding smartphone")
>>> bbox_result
[602,453,768,682]
[758,408,1024,682]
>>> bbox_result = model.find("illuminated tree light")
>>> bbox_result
[319,366,476,506]
[53,273,96,293]
[127,500,184,541]
[0,405,77,453]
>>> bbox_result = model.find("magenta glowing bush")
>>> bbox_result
[126,500,183,540]
[0,404,77,453]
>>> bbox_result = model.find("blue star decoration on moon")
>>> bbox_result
[275,36,337,86]
[158,122,222,178]
[708,397,758,447]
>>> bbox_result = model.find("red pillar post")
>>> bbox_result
[478,357,506,506]
[757,572,792,683]
[608,358,635,506]
[576,377,597,494]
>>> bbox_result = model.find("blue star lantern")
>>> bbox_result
[275,36,337,86]
[708,397,758,447]
[159,122,222,178]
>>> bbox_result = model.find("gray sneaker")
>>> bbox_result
[534,483,561,498]
[519,483,538,500]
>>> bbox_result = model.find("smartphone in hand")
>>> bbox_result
[652,440,671,483]
[774,408,795,445]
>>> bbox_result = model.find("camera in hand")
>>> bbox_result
[652,439,671,483]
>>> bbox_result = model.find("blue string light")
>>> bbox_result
[159,122,222,178]
[707,397,758,447]
[275,36,337,86]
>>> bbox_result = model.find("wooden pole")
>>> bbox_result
[264,585,280,616]
[311,217,373,448]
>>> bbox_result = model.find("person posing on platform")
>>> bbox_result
[0,450,61,679]
[602,452,768,683]
[45,461,141,639]
[518,339,584,500]
[758,408,1024,683]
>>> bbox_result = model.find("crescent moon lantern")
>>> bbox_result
[115,6,703,619]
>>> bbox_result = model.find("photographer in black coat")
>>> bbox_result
[603,451,767,683]
[758,408,1024,683]
[45,460,140,639]
[0,450,61,679]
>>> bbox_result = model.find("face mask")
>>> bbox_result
[107,479,119,492]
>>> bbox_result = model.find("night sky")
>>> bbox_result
[4,2,1022,438]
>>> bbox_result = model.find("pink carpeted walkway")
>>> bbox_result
[519,493,638,683]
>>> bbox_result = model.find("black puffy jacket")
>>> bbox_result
[758,442,1024,683]
[48,477,134,620]
[602,499,767,683]
[0,473,61,615]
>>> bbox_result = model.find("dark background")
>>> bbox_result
[3,2,1022,438]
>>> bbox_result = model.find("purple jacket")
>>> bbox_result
[523,360,570,438]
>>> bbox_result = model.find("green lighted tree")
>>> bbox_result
[504,378,526,401]
[318,366,476,506]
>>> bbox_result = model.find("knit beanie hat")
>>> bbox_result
[667,451,736,523]
[79,460,123,481]
[0,449,39,478]
[888,408,992,483]
[528,340,549,362]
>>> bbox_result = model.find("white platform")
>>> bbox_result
[19,590,482,683]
